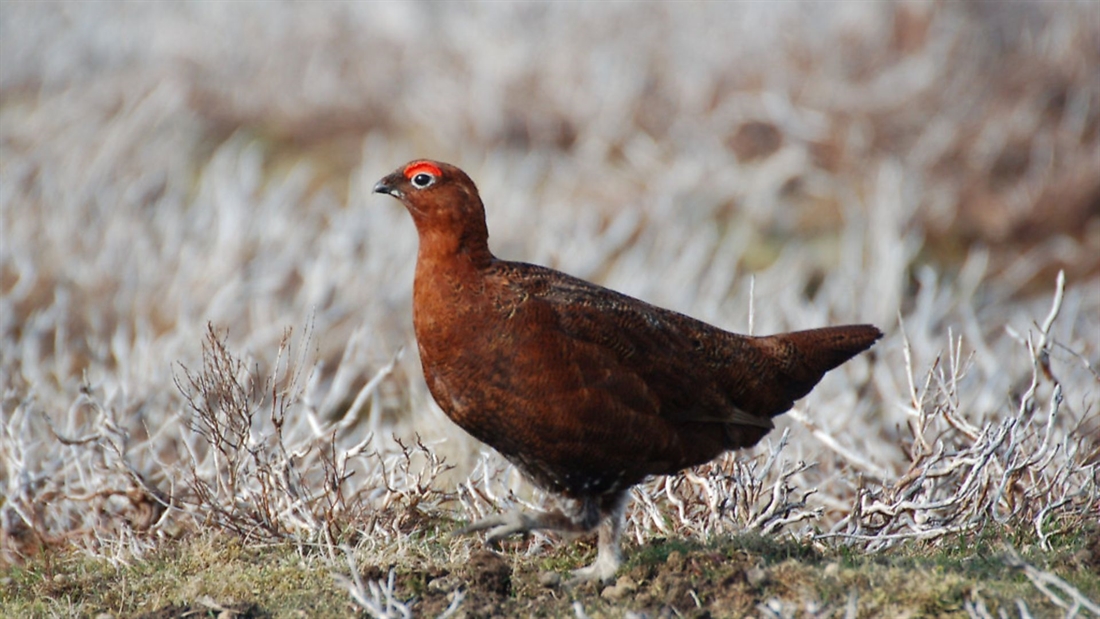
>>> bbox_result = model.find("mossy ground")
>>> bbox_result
[4,523,1096,618]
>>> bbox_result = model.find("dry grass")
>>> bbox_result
[2,2,1098,617]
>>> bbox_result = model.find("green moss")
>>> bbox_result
[0,534,352,618]
[2,525,1096,618]
[627,537,703,567]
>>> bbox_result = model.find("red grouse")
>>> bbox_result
[373,160,881,583]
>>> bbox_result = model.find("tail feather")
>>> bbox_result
[781,324,883,373]
[753,324,882,417]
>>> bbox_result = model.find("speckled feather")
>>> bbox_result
[374,160,882,503]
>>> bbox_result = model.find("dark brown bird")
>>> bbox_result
[373,160,881,583]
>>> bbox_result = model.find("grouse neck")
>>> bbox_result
[414,223,495,273]
[412,227,495,334]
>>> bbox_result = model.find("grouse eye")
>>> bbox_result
[411,173,435,189]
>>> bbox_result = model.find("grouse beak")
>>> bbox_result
[372,180,403,199]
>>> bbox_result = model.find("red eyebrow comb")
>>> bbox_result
[403,161,443,179]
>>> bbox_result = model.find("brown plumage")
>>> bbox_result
[373,160,882,583]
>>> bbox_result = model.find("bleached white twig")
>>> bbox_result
[1005,547,1100,617]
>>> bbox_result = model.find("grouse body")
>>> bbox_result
[373,160,882,582]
